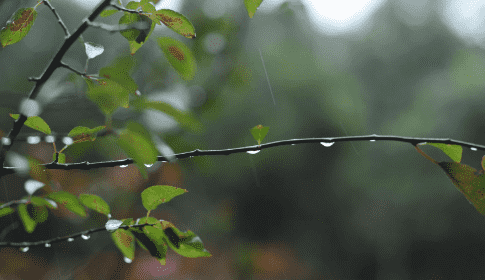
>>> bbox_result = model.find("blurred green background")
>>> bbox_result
[1,0,485,279]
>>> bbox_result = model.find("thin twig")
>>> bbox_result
[0,222,161,248]
[42,0,71,38]
[1,134,483,178]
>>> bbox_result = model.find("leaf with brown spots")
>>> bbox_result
[149,9,196,38]
[0,8,37,47]
[157,36,197,80]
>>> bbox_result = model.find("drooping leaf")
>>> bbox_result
[438,161,485,216]
[28,155,52,185]
[84,78,130,116]
[18,203,36,233]
[0,207,15,218]
[46,191,87,217]
[157,36,197,80]
[28,204,48,223]
[250,124,269,145]
[141,185,187,211]
[112,228,136,261]
[119,2,156,55]
[143,226,168,265]
[99,66,138,95]
[422,142,463,163]
[30,196,57,210]
[116,122,159,179]
[244,0,264,18]
[9,114,51,135]
[129,226,167,265]
[149,9,196,38]
[78,194,110,216]
[130,97,204,133]
[161,224,211,258]
[0,8,37,47]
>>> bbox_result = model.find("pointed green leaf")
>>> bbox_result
[438,161,485,216]
[46,191,87,217]
[129,226,167,264]
[120,218,135,227]
[78,194,110,216]
[0,207,15,218]
[28,155,52,185]
[250,124,269,145]
[119,5,156,55]
[150,9,196,38]
[99,66,138,94]
[9,114,51,135]
[29,204,48,223]
[143,226,168,265]
[30,196,57,210]
[18,203,36,233]
[130,97,204,133]
[424,143,463,163]
[157,37,197,80]
[100,9,119,18]
[84,78,130,116]
[1,8,38,47]
[161,223,211,258]
[112,228,136,261]
[244,0,263,18]
[141,185,188,211]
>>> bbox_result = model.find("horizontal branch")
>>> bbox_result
[2,134,484,178]
[0,222,160,248]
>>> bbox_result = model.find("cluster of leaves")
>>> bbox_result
[0,0,266,265]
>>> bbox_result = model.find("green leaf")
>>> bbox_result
[422,142,463,163]
[143,226,168,265]
[150,9,196,38]
[129,225,168,264]
[18,203,36,233]
[250,124,269,145]
[29,204,48,223]
[78,194,111,216]
[120,218,134,227]
[116,122,159,179]
[30,196,57,210]
[157,36,197,80]
[28,155,52,185]
[160,222,211,258]
[84,78,130,116]
[100,9,119,18]
[119,3,156,55]
[0,8,38,47]
[99,66,138,95]
[244,0,264,18]
[438,161,485,216]
[67,125,106,144]
[46,191,87,217]
[112,228,136,261]
[9,114,51,135]
[130,97,204,133]
[0,207,15,218]
[141,185,188,211]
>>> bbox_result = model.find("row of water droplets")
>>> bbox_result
[246,141,336,154]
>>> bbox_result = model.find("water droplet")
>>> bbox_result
[370,140,376,142]
[81,234,91,240]
[144,163,153,167]
[107,213,112,219]
[471,147,478,151]
[20,247,29,252]
[320,142,334,147]
[119,165,128,168]
[45,243,51,247]
[124,256,132,263]
[67,237,74,242]
[291,144,295,146]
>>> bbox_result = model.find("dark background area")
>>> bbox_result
[2,0,485,279]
